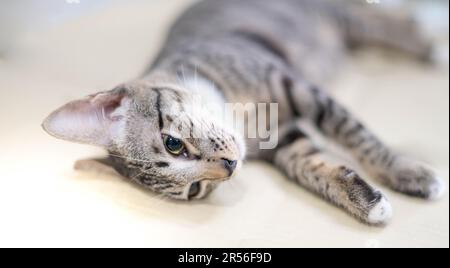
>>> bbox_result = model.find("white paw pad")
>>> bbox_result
[427,177,446,201]
[367,196,393,225]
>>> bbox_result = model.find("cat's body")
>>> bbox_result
[43,0,444,225]
[149,0,432,159]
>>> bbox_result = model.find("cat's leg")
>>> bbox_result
[272,125,392,225]
[286,81,445,200]
[340,3,432,61]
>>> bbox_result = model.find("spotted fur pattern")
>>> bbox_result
[43,0,444,224]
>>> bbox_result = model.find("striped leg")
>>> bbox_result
[273,126,392,224]
[286,81,445,200]
[341,3,432,61]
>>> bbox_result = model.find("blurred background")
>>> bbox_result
[0,0,448,247]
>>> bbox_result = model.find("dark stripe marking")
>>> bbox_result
[347,136,366,149]
[277,127,308,149]
[283,76,302,117]
[264,65,279,103]
[344,122,364,140]
[152,146,161,154]
[154,89,164,130]
[310,162,325,172]
[303,148,321,158]
[311,87,326,128]
[334,115,348,136]
[234,30,289,64]
[155,162,169,168]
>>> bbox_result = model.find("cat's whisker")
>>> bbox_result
[131,169,148,181]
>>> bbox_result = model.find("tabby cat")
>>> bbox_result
[42,0,445,225]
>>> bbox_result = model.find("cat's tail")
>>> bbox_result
[332,1,433,62]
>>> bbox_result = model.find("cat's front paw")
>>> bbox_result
[367,195,393,225]
[380,157,446,200]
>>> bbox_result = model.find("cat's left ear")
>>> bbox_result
[42,89,131,147]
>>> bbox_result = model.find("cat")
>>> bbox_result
[42,0,445,225]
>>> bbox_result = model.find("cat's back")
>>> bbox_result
[165,0,336,49]
[154,0,347,85]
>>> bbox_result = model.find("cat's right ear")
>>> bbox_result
[42,89,131,147]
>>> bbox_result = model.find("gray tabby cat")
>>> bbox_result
[42,0,445,225]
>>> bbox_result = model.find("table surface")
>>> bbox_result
[0,0,448,248]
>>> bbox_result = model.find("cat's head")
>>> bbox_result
[42,80,245,200]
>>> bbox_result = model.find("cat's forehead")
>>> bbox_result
[118,80,245,159]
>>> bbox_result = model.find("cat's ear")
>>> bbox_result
[42,89,131,147]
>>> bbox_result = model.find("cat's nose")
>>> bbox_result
[221,158,238,176]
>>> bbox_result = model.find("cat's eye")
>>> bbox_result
[188,182,201,199]
[163,135,185,155]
